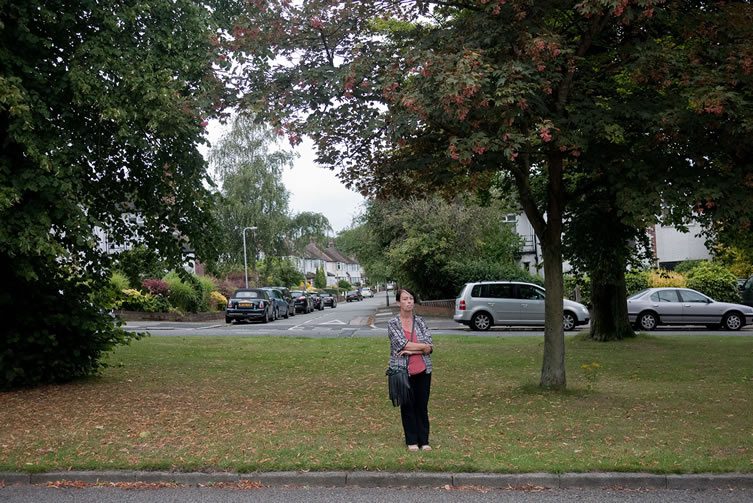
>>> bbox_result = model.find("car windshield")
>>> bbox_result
[235,291,260,299]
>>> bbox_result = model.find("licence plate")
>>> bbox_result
[239,302,252,308]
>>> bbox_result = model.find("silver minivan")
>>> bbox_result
[454,281,590,331]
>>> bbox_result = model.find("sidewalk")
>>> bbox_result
[3,470,753,490]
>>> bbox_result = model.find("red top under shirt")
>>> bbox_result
[404,328,427,376]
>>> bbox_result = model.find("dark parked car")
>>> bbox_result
[741,276,753,308]
[321,292,337,308]
[260,287,290,320]
[346,290,362,302]
[225,288,273,324]
[627,287,753,331]
[310,292,325,311]
[268,286,296,317]
[291,290,314,314]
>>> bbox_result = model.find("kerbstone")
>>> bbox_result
[30,471,137,484]
[452,472,560,489]
[0,472,31,485]
[559,472,667,489]
[667,473,753,490]
[242,471,348,487]
[347,471,452,488]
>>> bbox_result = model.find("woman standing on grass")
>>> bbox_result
[387,287,434,451]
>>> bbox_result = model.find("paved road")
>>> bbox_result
[122,296,753,338]
[3,485,753,503]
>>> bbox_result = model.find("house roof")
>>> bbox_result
[324,241,357,264]
[303,241,334,262]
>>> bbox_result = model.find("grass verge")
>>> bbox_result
[1,334,752,473]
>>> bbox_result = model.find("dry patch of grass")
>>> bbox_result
[1,334,752,473]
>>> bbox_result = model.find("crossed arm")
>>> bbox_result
[398,341,433,356]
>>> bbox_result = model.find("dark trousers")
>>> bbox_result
[400,371,431,446]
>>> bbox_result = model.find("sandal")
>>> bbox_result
[407,444,419,452]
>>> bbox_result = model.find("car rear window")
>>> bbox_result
[236,291,261,298]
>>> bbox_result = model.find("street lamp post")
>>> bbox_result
[242,226,257,288]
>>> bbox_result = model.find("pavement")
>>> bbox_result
[2,470,753,490]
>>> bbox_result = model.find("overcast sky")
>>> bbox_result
[204,120,366,234]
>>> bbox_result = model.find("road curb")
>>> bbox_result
[4,471,753,490]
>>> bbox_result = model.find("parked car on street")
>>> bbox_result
[260,287,290,320]
[346,290,362,302]
[321,292,337,308]
[291,290,314,314]
[454,281,590,331]
[267,286,296,317]
[360,287,374,298]
[225,288,274,324]
[627,287,753,331]
[309,292,325,311]
[741,276,753,308]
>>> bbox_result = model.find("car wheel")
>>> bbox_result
[723,312,743,331]
[262,309,269,323]
[225,317,231,324]
[637,311,658,331]
[563,311,576,331]
[470,312,492,331]
[283,308,289,319]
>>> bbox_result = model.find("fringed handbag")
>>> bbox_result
[386,316,414,407]
[386,365,411,407]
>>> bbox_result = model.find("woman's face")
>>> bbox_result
[399,290,414,312]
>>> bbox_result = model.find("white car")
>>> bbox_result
[454,281,590,331]
[627,287,753,330]
[360,287,374,298]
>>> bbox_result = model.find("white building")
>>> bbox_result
[289,240,365,287]
[509,213,711,276]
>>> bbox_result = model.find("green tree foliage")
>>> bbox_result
[288,212,333,254]
[259,257,305,288]
[337,279,352,290]
[338,197,525,300]
[207,114,332,272]
[314,266,327,289]
[1,0,225,388]
[208,114,294,265]
[232,1,753,387]
[113,245,168,290]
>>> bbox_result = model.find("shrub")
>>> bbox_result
[163,272,199,313]
[110,271,130,291]
[442,260,540,299]
[563,274,591,303]
[648,269,686,288]
[686,262,741,303]
[194,275,217,312]
[625,270,650,296]
[209,291,228,310]
[1,256,136,389]
[674,260,706,275]
[337,279,352,290]
[218,278,242,300]
[141,278,169,297]
[119,289,170,313]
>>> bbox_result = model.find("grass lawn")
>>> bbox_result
[1,333,752,474]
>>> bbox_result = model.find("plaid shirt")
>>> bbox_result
[387,315,433,374]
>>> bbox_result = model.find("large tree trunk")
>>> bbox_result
[589,267,635,341]
[514,154,567,389]
[540,234,566,388]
